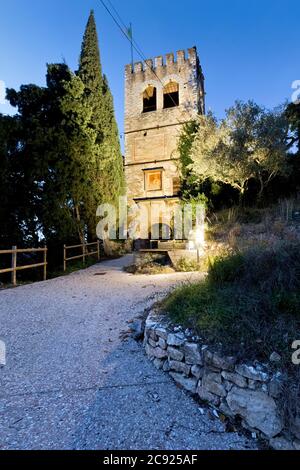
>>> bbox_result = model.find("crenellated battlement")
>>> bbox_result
[125,47,198,75]
[125,44,205,121]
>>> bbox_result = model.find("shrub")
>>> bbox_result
[174,257,200,272]
[207,252,244,284]
[124,253,175,275]
[162,242,300,364]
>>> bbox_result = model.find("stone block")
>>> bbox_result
[145,343,167,359]
[235,364,269,382]
[158,337,167,349]
[202,371,226,398]
[167,333,186,347]
[191,364,204,379]
[155,326,168,340]
[148,338,157,348]
[223,380,233,392]
[169,372,197,393]
[226,387,283,438]
[197,383,220,406]
[167,346,184,361]
[169,360,190,376]
[183,342,203,365]
[148,329,158,341]
[219,400,235,418]
[268,374,283,398]
[221,371,247,388]
[203,349,236,371]
[270,436,294,450]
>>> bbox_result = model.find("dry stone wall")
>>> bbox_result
[143,310,300,450]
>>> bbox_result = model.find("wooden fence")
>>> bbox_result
[63,240,100,272]
[0,246,47,286]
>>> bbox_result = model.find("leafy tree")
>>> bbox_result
[42,64,98,244]
[178,120,199,182]
[78,10,124,215]
[3,84,50,246]
[178,119,229,209]
[0,10,124,270]
[190,101,289,202]
[0,114,25,246]
[5,64,99,247]
[286,101,300,155]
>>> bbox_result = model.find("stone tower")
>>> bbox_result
[124,46,205,239]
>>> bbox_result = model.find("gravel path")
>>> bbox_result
[0,255,256,450]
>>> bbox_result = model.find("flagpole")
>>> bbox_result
[130,23,133,71]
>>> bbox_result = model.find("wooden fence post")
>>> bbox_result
[82,244,86,264]
[43,246,47,281]
[11,245,17,286]
[63,244,66,272]
[97,240,100,261]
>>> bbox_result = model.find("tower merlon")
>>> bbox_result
[165,52,174,66]
[154,56,163,68]
[134,61,143,73]
[176,50,186,65]
[187,46,197,62]
[125,47,199,75]
[145,59,153,69]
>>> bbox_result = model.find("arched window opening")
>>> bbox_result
[143,86,157,113]
[163,81,179,109]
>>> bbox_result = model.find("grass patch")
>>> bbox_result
[174,257,201,272]
[162,243,300,363]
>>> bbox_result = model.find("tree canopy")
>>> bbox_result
[0,10,124,261]
[189,101,290,201]
[286,101,300,155]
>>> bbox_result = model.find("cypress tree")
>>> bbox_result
[78,10,124,214]
[100,75,125,201]
[78,10,103,137]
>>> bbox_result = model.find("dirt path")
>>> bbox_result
[0,255,255,450]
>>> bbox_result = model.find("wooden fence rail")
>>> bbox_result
[0,246,47,286]
[63,240,100,272]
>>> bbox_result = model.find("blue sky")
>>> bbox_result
[0,0,299,141]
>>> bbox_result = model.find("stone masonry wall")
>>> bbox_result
[124,47,205,203]
[144,311,300,450]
